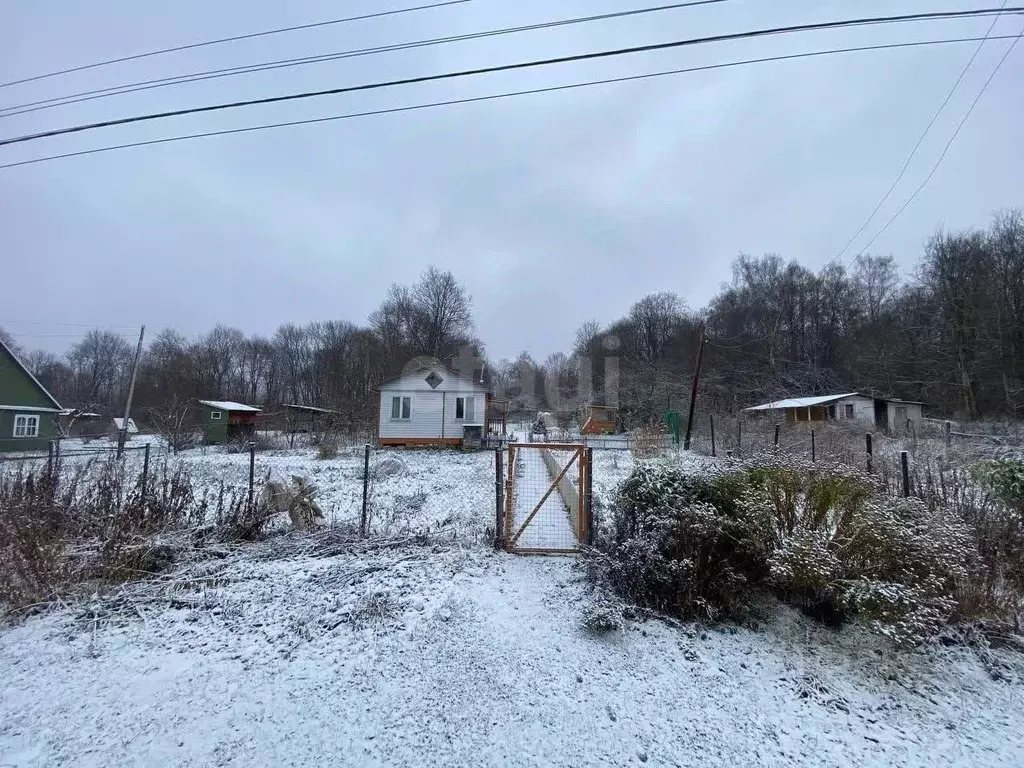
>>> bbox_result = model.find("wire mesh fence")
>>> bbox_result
[505,444,586,554]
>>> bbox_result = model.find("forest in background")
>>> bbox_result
[2,208,1022,430]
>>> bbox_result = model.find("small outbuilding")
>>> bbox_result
[0,335,62,453]
[376,362,490,448]
[197,400,262,444]
[106,417,139,442]
[744,392,923,432]
[579,404,617,435]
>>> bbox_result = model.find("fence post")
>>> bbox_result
[360,443,370,538]
[494,447,504,551]
[773,423,780,448]
[47,440,54,478]
[247,442,256,513]
[811,429,816,463]
[141,443,151,498]
[584,447,594,546]
[944,420,951,450]
[709,415,716,457]
[901,451,910,498]
[736,417,742,458]
[865,433,873,473]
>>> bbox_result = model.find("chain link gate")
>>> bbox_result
[503,443,592,555]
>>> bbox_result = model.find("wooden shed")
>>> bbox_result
[743,392,923,432]
[197,400,262,444]
[579,404,617,435]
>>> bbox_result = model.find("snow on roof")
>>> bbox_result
[744,393,862,411]
[282,404,339,414]
[112,417,139,434]
[198,400,262,412]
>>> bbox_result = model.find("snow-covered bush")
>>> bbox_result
[588,455,984,645]
[974,457,1024,509]
[585,462,752,621]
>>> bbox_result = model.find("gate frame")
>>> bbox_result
[504,442,590,555]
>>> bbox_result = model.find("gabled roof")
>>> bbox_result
[112,417,139,434]
[0,334,62,411]
[744,393,862,411]
[377,362,488,392]
[197,400,262,412]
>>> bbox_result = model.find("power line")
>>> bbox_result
[0,1,727,119]
[2,33,1015,171]
[828,0,1010,269]
[2,7,1019,149]
[0,0,473,91]
[850,27,1023,258]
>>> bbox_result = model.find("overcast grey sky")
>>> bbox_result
[1,0,1022,361]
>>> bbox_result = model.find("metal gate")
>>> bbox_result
[504,443,591,555]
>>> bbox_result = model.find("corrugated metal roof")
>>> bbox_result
[198,400,262,412]
[744,393,863,411]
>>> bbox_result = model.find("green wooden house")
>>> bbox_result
[197,400,262,444]
[0,336,63,453]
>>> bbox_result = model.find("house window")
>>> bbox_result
[210,411,222,420]
[390,396,411,420]
[455,396,475,421]
[844,404,855,419]
[13,414,40,438]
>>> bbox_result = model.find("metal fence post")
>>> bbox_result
[901,451,910,498]
[865,433,873,473]
[709,414,716,458]
[247,442,256,513]
[494,447,504,550]
[141,443,151,498]
[360,443,370,538]
[47,440,54,478]
[736,417,742,458]
[773,423,780,448]
[811,429,816,463]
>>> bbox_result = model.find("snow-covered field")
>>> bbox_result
[2,444,1023,767]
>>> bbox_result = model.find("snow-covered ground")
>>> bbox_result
[2,444,1023,767]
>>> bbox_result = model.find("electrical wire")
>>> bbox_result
[1,33,1015,171]
[2,7,1020,149]
[827,0,1010,269]
[0,0,473,90]
[0,1,727,118]
[850,27,1023,258]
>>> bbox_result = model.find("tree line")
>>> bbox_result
[3,209,1022,429]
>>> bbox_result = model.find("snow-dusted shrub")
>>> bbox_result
[581,593,626,634]
[973,457,1024,509]
[374,456,407,479]
[585,462,751,620]
[590,455,983,645]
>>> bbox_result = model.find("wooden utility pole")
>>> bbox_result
[117,325,145,458]
[683,332,706,451]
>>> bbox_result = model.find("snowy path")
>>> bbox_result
[511,447,577,551]
[2,547,1023,768]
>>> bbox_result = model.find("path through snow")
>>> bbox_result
[511,447,577,552]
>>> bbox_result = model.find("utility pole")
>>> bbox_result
[683,331,706,451]
[117,325,145,458]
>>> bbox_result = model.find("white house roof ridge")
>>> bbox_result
[744,393,863,411]
[112,417,139,433]
[198,400,262,412]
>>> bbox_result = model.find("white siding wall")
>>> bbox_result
[378,390,444,439]
[377,367,488,441]
[440,391,482,440]
[836,396,875,425]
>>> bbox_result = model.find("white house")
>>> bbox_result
[744,392,923,432]
[377,363,490,447]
